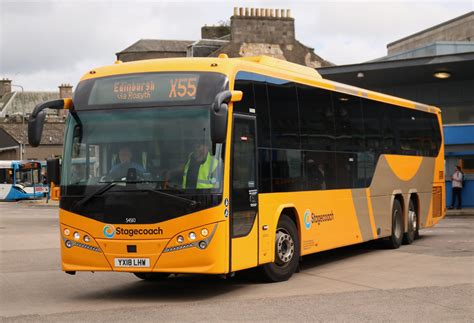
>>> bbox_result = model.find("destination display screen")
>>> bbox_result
[73,72,228,110]
[87,74,201,106]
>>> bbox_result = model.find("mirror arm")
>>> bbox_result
[28,99,71,147]
[30,99,66,118]
[213,91,232,112]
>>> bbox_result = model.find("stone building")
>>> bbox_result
[116,40,194,62]
[116,7,332,68]
[0,79,71,160]
[317,11,474,207]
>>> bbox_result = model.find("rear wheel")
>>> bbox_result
[133,273,170,281]
[403,199,418,244]
[261,215,300,282]
[385,199,403,249]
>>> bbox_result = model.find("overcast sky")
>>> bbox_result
[1,0,472,91]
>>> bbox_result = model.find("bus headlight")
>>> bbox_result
[65,240,73,248]
[73,232,80,240]
[189,232,196,240]
[199,241,207,249]
[177,235,184,244]
[83,235,90,243]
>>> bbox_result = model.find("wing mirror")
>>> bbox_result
[28,98,73,147]
[210,90,242,145]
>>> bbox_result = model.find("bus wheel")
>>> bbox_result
[385,199,403,249]
[261,215,300,282]
[133,273,169,281]
[403,199,418,245]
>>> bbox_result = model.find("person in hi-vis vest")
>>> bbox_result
[182,142,219,189]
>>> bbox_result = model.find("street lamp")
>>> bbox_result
[11,84,25,160]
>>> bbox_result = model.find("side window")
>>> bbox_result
[417,111,433,156]
[0,169,6,183]
[361,99,384,157]
[398,109,422,155]
[383,105,401,154]
[335,152,362,189]
[272,149,303,192]
[361,99,384,186]
[333,92,365,152]
[297,85,335,151]
[258,148,272,193]
[254,81,271,148]
[233,79,255,114]
[302,151,336,190]
[428,113,442,157]
[267,78,300,149]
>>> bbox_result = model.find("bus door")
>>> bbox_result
[230,114,259,271]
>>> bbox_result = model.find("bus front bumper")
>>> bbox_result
[60,222,228,274]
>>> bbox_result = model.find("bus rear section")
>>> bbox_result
[0,160,46,201]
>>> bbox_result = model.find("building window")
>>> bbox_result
[462,157,474,174]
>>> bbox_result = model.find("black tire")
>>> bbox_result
[261,215,300,282]
[385,199,403,249]
[403,199,418,245]
[133,272,170,281]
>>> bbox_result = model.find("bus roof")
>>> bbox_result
[80,55,440,114]
[0,161,43,169]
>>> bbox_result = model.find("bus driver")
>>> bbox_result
[108,146,145,180]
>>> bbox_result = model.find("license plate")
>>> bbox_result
[114,258,150,268]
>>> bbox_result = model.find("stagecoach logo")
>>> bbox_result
[103,225,116,238]
[102,224,164,238]
[304,210,312,230]
[304,209,335,230]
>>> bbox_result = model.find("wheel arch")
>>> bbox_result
[393,192,406,230]
[409,191,420,232]
[280,207,300,234]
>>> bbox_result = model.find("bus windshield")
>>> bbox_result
[61,106,224,224]
[17,165,41,187]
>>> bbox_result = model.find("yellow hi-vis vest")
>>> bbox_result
[182,153,219,189]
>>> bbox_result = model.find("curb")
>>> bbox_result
[446,209,474,217]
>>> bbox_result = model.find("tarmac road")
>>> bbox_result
[1,203,473,322]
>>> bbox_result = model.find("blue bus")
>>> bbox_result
[0,161,48,201]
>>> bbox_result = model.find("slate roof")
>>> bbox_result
[117,39,194,54]
[0,91,59,118]
[0,121,65,145]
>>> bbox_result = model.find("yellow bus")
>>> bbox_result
[28,55,445,282]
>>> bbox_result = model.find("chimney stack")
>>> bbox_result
[0,78,12,97]
[231,7,295,44]
[58,83,73,117]
[59,83,73,99]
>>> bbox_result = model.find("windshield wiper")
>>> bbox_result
[144,189,200,209]
[73,181,199,211]
[73,181,118,211]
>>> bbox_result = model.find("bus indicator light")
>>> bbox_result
[83,235,91,243]
[201,228,209,237]
[63,229,70,236]
[177,235,184,244]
